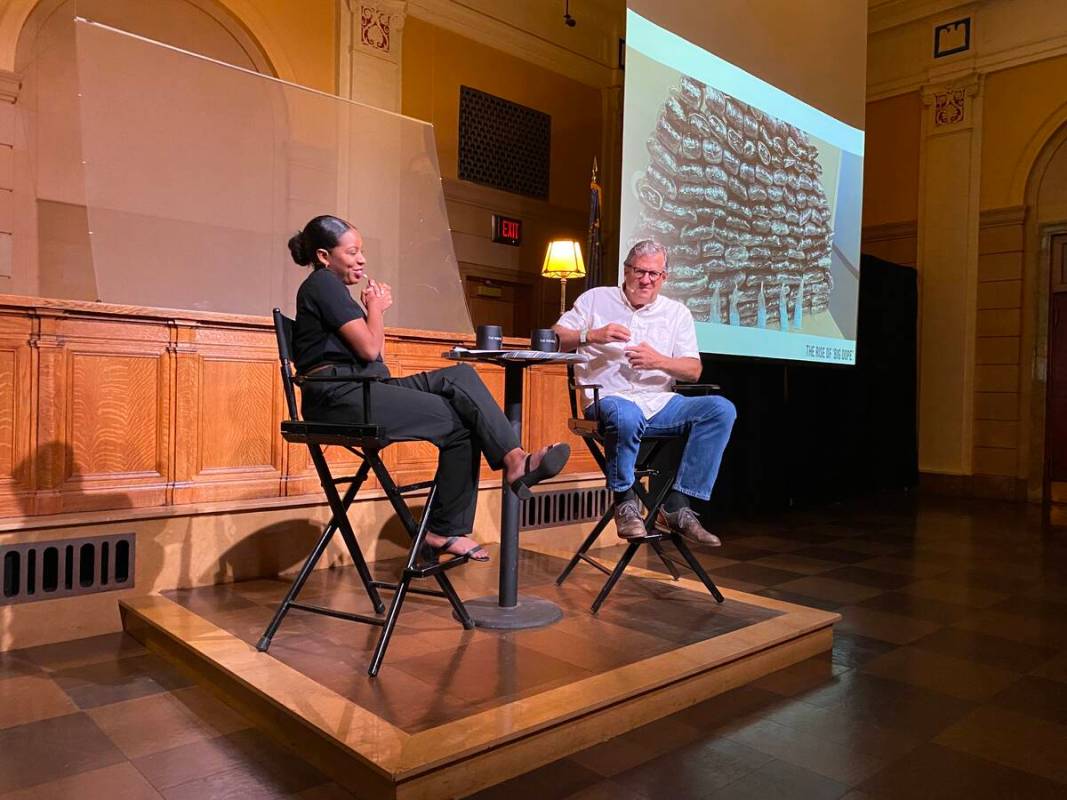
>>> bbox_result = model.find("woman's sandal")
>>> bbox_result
[436,536,491,563]
[509,442,571,500]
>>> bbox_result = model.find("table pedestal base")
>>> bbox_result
[459,595,563,630]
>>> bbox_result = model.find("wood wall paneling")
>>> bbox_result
[523,365,599,475]
[53,315,171,514]
[0,310,32,515]
[0,296,594,521]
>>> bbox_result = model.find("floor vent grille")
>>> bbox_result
[1,534,135,606]
[521,487,610,530]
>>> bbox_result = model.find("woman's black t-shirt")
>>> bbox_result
[292,268,390,379]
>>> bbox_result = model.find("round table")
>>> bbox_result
[443,348,589,629]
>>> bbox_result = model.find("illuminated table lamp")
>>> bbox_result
[542,239,586,315]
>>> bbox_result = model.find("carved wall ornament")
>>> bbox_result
[934,88,967,127]
[360,5,392,53]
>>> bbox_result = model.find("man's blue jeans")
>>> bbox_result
[588,394,737,500]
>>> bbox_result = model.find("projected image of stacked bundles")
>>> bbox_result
[633,75,834,327]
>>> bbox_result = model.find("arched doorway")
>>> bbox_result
[1022,121,1067,522]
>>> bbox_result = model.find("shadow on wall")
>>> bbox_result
[210,493,430,590]
[14,441,132,519]
[213,519,325,586]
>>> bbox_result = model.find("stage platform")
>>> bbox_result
[120,543,839,800]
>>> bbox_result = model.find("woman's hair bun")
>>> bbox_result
[287,215,355,268]
[287,230,312,266]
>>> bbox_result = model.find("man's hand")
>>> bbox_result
[624,342,665,371]
[362,280,393,313]
[589,323,630,345]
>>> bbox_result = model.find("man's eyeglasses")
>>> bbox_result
[625,266,666,281]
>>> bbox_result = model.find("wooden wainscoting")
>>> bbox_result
[0,294,595,520]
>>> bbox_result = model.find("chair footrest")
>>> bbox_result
[407,556,471,578]
[369,580,449,598]
[289,602,384,627]
[396,480,435,494]
[578,553,613,576]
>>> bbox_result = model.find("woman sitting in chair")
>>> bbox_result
[289,215,569,562]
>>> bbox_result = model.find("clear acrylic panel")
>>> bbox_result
[73,18,471,332]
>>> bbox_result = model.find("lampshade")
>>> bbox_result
[541,239,586,280]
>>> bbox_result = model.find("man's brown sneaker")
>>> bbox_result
[614,498,649,539]
[655,507,722,546]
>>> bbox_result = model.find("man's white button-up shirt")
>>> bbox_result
[557,286,700,419]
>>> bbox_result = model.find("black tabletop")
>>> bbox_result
[443,348,588,365]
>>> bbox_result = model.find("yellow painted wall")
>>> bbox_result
[862,92,921,226]
[220,0,336,91]
[981,53,1067,210]
[401,17,602,213]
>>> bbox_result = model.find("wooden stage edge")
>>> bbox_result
[120,551,839,800]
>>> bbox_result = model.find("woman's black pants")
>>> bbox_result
[301,363,519,536]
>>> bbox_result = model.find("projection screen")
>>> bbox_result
[620,5,865,365]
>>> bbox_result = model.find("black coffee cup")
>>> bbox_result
[531,328,559,352]
[476,324,503,350]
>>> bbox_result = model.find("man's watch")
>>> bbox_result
[578,328,589,346]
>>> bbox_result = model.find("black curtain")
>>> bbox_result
[676,254,918,517]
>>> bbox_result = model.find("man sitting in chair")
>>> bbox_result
[553,240,736,544]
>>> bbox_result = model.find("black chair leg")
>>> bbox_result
[369,578,409,677]
[591,542,640,614]
[649,539,682,580]
[309,446,385,613]
[671,535,725,603]
[367,471,474,673]
[435,572,475,629]
[257,520,336,652]
[556,508,613,585]
[258,460,372,652]
[368,475,431,677]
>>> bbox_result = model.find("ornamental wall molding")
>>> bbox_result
[867,0,976,34]
[921,74,982,133]
[869,0,1067,102]
[348,0,408,64]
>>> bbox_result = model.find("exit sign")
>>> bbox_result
[492,215,522,246]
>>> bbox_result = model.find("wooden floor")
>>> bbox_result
[3,492,1067,799]
[119,542,834,799]
[160,548,784,734]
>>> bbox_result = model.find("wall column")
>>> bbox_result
[916,75,983,475]
[339,0,407,112]
[0,69,17,278]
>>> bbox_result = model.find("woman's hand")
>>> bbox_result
[362,280,393,313]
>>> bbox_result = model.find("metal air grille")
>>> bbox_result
[521,486,610,530]
[1,534,135,605]
[458,86,550,199]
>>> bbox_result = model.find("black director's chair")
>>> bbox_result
[555,364,725,613]
[257,309,474,676]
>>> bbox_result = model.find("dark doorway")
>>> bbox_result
[463,273,534,338]
[1047,234,1067,516]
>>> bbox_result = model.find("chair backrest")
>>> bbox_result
[566,363,580,419]
[272,308,300,422]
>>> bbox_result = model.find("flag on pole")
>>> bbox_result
[586,158,604,287]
